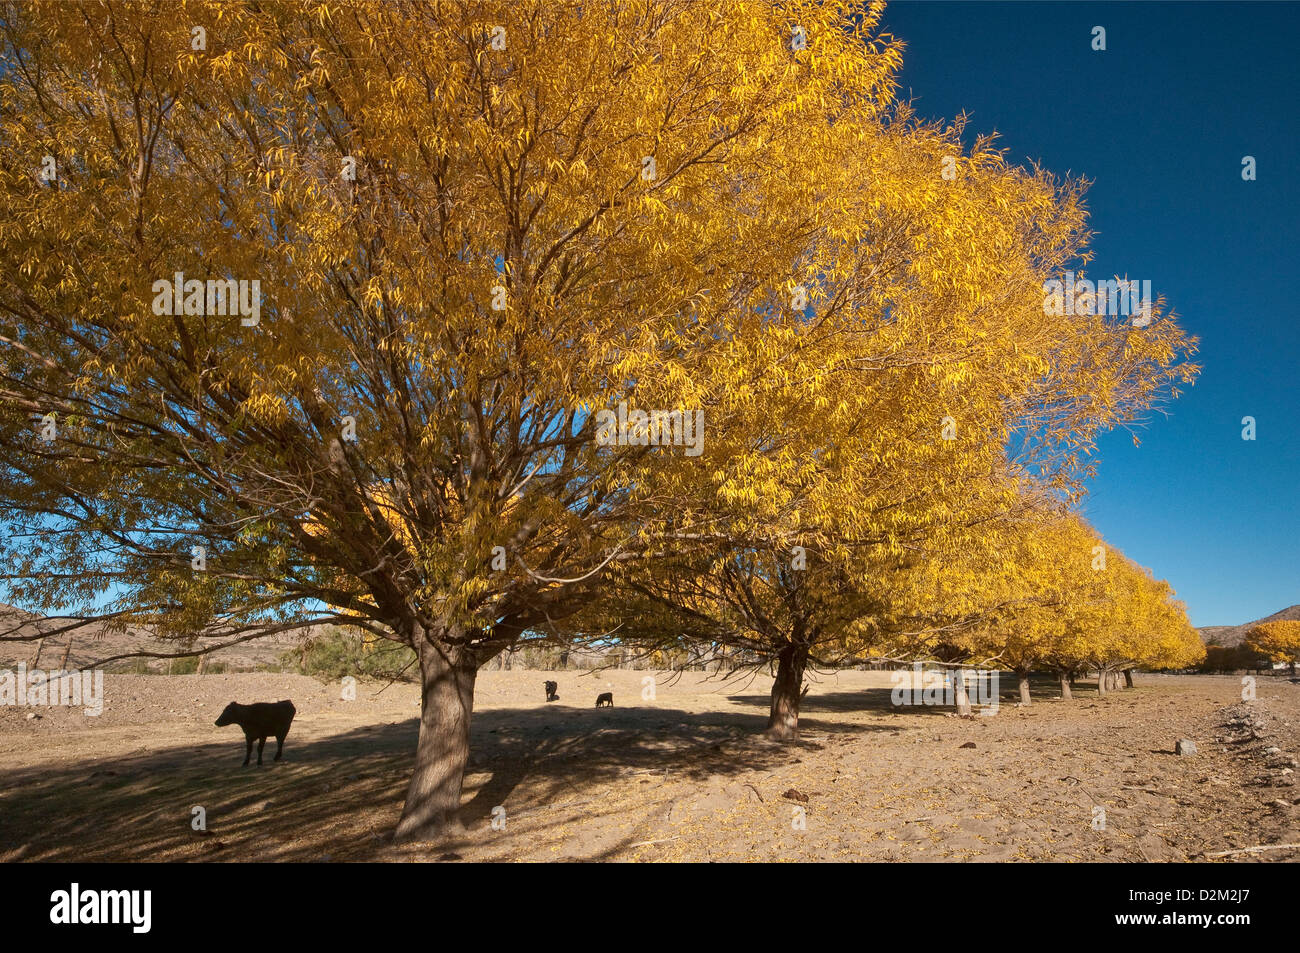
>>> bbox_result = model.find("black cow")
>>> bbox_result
[544,680,559,702]
[215,700,296,766]
[595,692,613,708]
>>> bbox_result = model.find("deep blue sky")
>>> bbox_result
[879,2,1298,626]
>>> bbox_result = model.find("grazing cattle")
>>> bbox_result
[544,680,559,702]
[595,692,613,708]
[215,700,296,766]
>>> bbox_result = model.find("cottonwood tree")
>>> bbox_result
[0,0,928,838]
[581,111,1199,735]
[1111,565,1203,685]
[1079,552,1197,693]
[953,516,1203,701]
[1246,620,1300,676]
[941,516,1078,705]
[595,485,1051,737]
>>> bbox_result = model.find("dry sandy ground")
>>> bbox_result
[1,669,1297,862]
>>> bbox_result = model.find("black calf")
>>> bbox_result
[215,700,296,766]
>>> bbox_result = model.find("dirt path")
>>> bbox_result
[1,670,1296,861]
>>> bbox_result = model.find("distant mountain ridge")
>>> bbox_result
[1198,604,1300,647]
[0,603,303,670]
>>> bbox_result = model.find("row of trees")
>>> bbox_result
[560,512,1202,731]
[0,1,1198,838]
[940,516,1204,704]
[1245,620,1300,675]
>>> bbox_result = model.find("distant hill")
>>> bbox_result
[0,603,306,671]
[1198,605,1300,648]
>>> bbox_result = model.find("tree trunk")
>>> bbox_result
[1123,668,1134,689]
[954,667,972,716]
[1097,667,1108,696]
[1017,672,1031,705]
[31,637,44,668]
[394,628,478,841]
[59,639,73,670]
[766,642,808,741]
[1059,673,1072,700]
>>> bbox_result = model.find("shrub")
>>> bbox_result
[282,626,417,682]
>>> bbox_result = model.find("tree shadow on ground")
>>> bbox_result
[726,689,952,720]
[0,699,895,862]
[724,673,1109,724]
